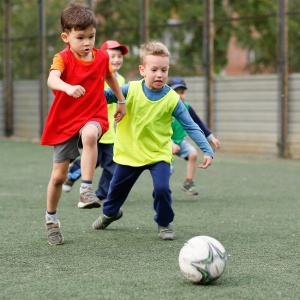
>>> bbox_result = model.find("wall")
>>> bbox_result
[0,75,299,159]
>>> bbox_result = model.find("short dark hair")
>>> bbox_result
[60,4,98,33]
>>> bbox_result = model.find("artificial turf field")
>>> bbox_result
[0,139,299,300]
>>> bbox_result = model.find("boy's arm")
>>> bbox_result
[188,105,212,137]
[188,105,220,149]
[173,101,213,169]
[47,69,86,98]
[105,73,126,122]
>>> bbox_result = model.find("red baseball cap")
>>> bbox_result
[100,40,128,55]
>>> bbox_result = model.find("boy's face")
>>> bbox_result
[175,88,187,102]
[61,25,96,60]
[139,55,169,90]
[106,49,124,71]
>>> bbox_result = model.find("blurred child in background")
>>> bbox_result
[168,77,220,196]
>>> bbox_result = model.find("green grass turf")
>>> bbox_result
[0,139,299,299]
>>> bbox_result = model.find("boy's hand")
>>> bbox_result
[65,85,86,98]
[198,155,213,169]
[211,137,221,149]
[172,143,180,154]
[114,104,126,122]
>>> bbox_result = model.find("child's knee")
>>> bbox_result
[51,173,67,186]
[82,128,98,146]
[188,151,198,161]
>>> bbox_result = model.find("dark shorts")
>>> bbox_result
[53,121,100,163]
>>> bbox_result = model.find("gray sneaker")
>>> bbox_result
[182,180,199,195]
[78,188,102,209]
[158,225,176,240]
[46,221,64,245]
[62,179,75,192]
[93,210,123,230]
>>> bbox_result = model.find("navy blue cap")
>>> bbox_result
[167,77,188,90]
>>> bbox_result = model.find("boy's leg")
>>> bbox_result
[149,161,176,240]
[78,122,102,209]
[93,164,143,229]
[62,157,81,192]
[80,123,100,181]
[150,162,174,226]
[68,157,81,177]
[95,143,116,201]
[63,141,102,192]
[46,137,80,245]
[47,161,70,214]
[178,140,199,195]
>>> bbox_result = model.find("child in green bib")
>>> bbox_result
[168,77,220,196]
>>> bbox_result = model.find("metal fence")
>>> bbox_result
[1,74,299,159]
[1,1,300,159]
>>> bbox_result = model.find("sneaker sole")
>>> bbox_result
[181,187,199,196]
[48,236,64,245]
[158,232,176,240]
[78,201,101,209]
[158,233,176,240]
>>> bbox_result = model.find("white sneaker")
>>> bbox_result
[62,179,74,192]
[78,188,102,209]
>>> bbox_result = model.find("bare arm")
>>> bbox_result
[105,73,126,122]
[47,69,86,98]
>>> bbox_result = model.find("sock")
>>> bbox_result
[80,180,92,194]
[46,211,58,224]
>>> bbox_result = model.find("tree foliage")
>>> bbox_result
[0,0,299,79]
[219,0,300,73]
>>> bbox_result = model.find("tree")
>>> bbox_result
[0,0,67,79]
[1,0,300,79]
[221,0,300,73]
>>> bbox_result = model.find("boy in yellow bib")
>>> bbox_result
[92,41,214,240]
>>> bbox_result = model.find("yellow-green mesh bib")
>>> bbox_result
[101,73,126,143]
[114,80,179,166]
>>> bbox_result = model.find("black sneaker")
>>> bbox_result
[92,210,123,230]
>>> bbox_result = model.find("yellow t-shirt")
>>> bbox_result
[114,80,179,166]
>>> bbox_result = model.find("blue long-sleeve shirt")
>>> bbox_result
[188,105,212,138]
[105,81,214,157]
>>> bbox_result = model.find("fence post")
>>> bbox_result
[4,0,13,136]
[38,0,48,137]
[139,0,149,44]
[203,0,214,131]
[277,0,289,158]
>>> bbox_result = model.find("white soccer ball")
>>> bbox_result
[178,235,227,284]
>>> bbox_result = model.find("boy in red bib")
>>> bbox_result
[41,4,126,245]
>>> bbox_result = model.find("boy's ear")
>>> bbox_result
[139,65,145,76]
[61,32,69,43]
